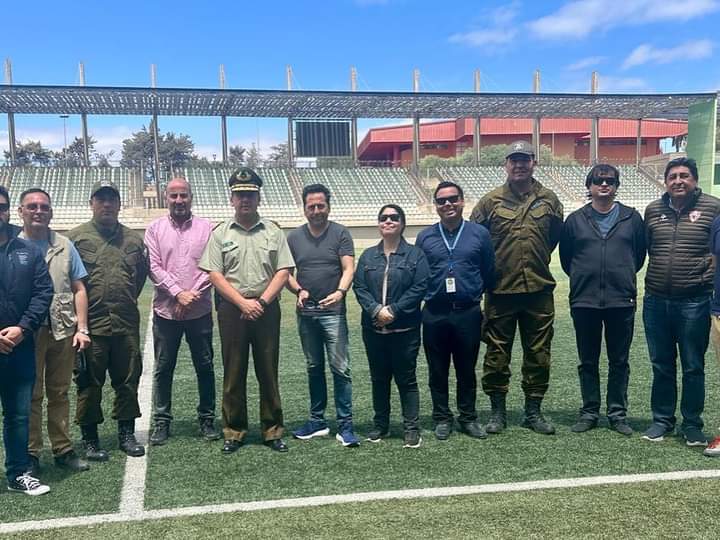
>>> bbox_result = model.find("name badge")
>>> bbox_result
[445,277,456,293]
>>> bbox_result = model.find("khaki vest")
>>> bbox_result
[20,229,77,340]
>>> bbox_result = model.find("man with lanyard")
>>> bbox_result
[18,188,92,474]
[471,140,563,435]
[416,181,495,441]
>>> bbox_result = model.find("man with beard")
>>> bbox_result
[145,178,219,446]
[471,141,563,436]
[286,184,358,447]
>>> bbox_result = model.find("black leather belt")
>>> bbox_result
[426,300,478,311]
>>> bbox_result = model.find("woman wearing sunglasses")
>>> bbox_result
[353,204,429,448]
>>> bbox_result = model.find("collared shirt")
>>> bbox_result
[471,178,563,294]
[415,219,495,304]
[68,220,148,336]
[198,217,295,298]
[145,214,213,321]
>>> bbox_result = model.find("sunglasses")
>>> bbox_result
[23,203,51,212]
[590,177,618,186]
[0,203,9,212]
[378,213,401,223]
[435,195,460,205]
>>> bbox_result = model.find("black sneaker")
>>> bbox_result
[366,428,390,443]
[610,419,633,436]
[403,431,422,449]
[458,421,488,439]
[199,419,221,441]
[682,427,709,447]
[571,418,598,433]
[149,423,170,446]
[54,450,89,472]
[434,422,452,441]
[7,473,50,496]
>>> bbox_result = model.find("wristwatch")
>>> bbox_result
[336,288,348,298]
[78,328,90,336]
[258,298,269,309]
[21,327,33,340]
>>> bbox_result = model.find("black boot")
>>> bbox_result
[521,397,555,435]
[81,424,109,462]
[118,420,145,457]
[486,393,507,434]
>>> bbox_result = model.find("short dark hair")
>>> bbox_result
[19,188,52,205]
[664,157,698,181]
[433,181,464,200]
[0,185,8,204]
[302,184,331,206]
[378,203,406,234]
[585,164,620,189]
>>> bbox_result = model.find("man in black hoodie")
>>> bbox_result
[559,164,646,435]
[0,185,53,495]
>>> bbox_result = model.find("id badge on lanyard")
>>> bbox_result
[439,221,465,295]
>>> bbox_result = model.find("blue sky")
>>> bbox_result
[2,0,719,161]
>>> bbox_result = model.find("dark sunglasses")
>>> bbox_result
[435,195,460,205]
[23,203,51,212]
[590,177,618,186]
[0,203,9,212]
[378,214,401,223]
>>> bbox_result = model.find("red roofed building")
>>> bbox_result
[357,118,687,166]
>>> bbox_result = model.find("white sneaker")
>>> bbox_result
[7,473,50,496]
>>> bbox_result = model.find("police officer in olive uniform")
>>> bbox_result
[470,141,563,435]
[199,168,295,454]
[68,180,148,459]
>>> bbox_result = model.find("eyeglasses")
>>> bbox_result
[590,177,618,186]
[378,214,401,223]
[23,203,51,212]
[435,195,460,205]
[0,203,9,212]
[306,204,327,211]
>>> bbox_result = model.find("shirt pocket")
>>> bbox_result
[76,242,99,269]
[491,206,518,237]
[529,202,553,237]
[220,243,241,272]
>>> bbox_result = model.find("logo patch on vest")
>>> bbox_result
[689,210,702,223]
[659,214,668,222]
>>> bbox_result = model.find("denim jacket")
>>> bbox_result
[353,237,429,331]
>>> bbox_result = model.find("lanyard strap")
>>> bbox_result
[438,220,465,270]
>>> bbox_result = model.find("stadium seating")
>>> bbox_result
[0,164,666,229]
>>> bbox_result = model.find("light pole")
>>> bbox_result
[59,115,69,166]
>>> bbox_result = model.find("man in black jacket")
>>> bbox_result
[559,165,646,435]
[0,185,53,495]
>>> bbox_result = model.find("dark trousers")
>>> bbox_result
[362,327,420,433]
[643,294,710,431]
[571,307,635,422]
[482,291,554,399]
[422,303,482,425]
[0,344,34,482]
[76,333,142,425]
[152,313,216,425]
[217,300,284,442]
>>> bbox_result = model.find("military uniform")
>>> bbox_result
[470,153,563,404]
[198,168,295,444]
[68,184,148,429]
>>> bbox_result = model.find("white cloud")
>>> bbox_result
[449,2,520,48]
[528,0,719,40]
[622,40,714,69]
[566,56,607,71]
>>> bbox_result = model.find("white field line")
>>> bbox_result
[118,310,155,516]
[2,468,720,534]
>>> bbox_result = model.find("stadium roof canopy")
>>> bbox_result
[0,85,717,120]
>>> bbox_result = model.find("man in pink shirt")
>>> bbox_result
[145,177,219,445]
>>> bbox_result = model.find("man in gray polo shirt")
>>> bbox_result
[287,184,358,447]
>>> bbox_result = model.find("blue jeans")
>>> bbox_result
[643,294,710,431]
[297,312,352,426]
[0,356,34,482]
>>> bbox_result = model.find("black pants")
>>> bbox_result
[571,306,635,422]
[422,304,482,425]
[362,327,420,433]
[152,313,216,425]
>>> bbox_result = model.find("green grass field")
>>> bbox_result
[3,259,720,537]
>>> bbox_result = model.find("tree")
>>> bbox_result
[120,121,196,181]
[228,145,246,167]
[4,140,54,166]
[266,142,288,165]
[246,144,261,169]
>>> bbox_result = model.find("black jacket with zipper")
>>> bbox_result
[559,202,646,309]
